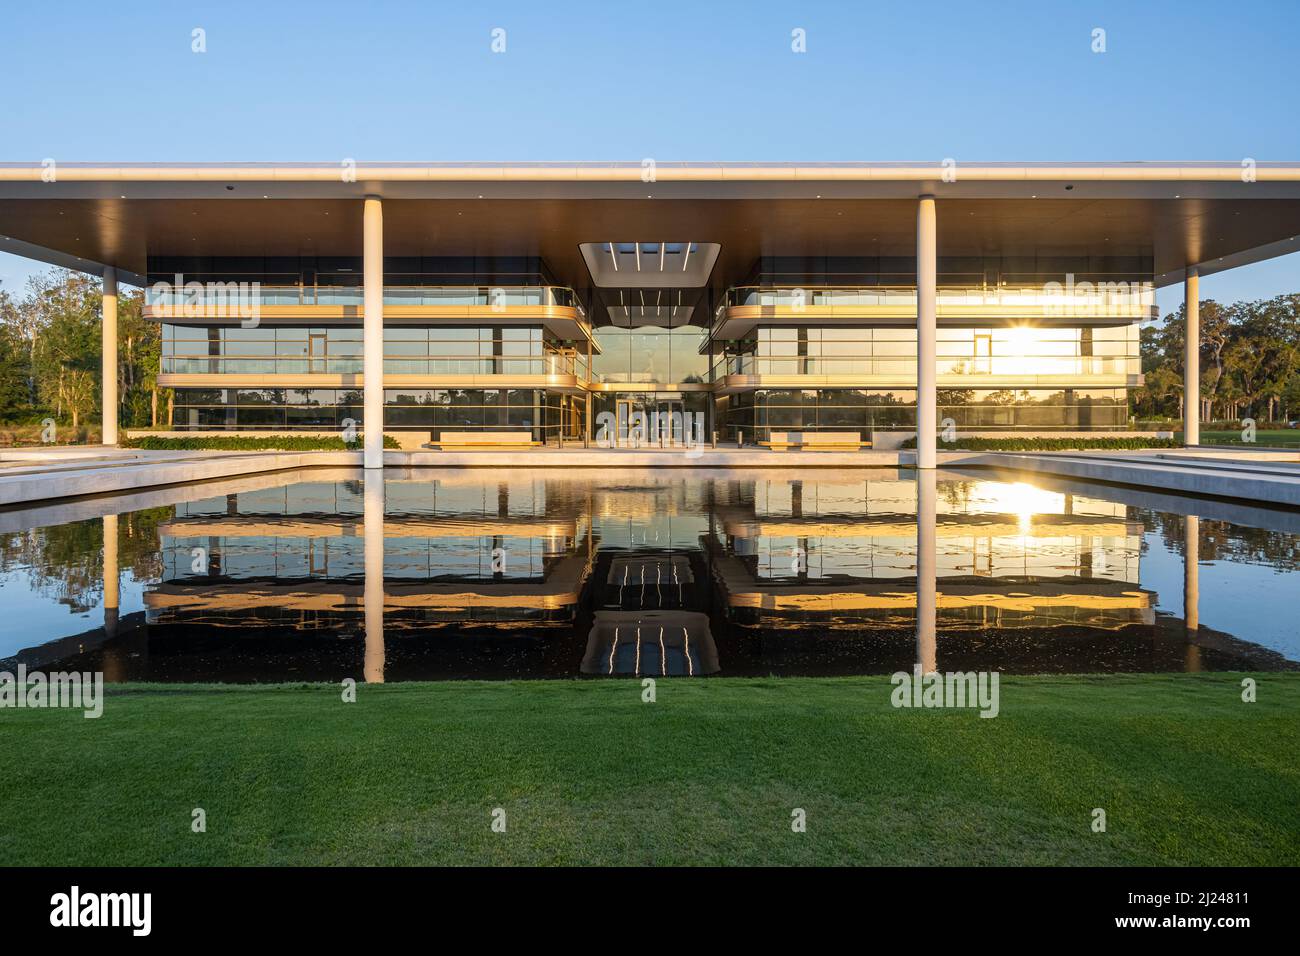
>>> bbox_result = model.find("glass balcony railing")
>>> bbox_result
[721,284,1155,315]
[147,285,582,310]
[711,355,1138,379]
[163,351,587,378]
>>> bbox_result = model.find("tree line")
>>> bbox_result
[0,269,159,441]
[1135,293,1300,424]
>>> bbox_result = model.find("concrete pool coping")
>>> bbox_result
[2,444,1299,508]
[949,449,1300,508]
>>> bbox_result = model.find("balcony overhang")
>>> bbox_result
[715,507,1143,539]
[159,515,579,539]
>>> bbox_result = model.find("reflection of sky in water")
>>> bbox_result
[1142,529,1300,661]
[0,571,146,659]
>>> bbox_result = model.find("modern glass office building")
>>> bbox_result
[144,248,1150,448]
[3,161,1298,463]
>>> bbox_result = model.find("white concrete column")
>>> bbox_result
[102,268,118,446]
[363,474,385,683]
[916,467,937,674]
[1184,267,1200,446]
[916,196,937,469]
[363,196,385,469]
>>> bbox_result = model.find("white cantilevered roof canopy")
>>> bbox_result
[3,162,1300,310]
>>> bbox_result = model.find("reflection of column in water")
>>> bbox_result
[916,469,937,674]
[103,513,119,638]
[1184,514,1202,672]
[364,475,386,683]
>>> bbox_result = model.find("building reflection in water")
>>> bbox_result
[102,513,119,639]
[1184,513,1201,672]
[5,468,1295,682]
[707,473,1168,675]
[916,469,937,675]
[364,474,385,683]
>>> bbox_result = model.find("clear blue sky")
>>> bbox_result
[3,0,1299,313]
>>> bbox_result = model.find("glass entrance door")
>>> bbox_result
[659,399,685,446]
[615,398,638,446]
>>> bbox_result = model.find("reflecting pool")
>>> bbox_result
[2,468,1298,681]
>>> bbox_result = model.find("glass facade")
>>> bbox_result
[385,389,566,439]
[591,326,708,384]
[171,387,573,440]
[162,324,581,377]
[151,259,1147,443]
[715,326,1139,379]
[716,387,1130,442]
[172,388,363,430]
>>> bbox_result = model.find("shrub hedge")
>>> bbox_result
[123,435,401,451]
[899,436,1183,451]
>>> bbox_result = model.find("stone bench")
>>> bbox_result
[759,431,872,451]
[423,431,541,450]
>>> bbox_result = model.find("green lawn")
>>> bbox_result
[1184,429,1300,447]
[2,674,1296,866]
